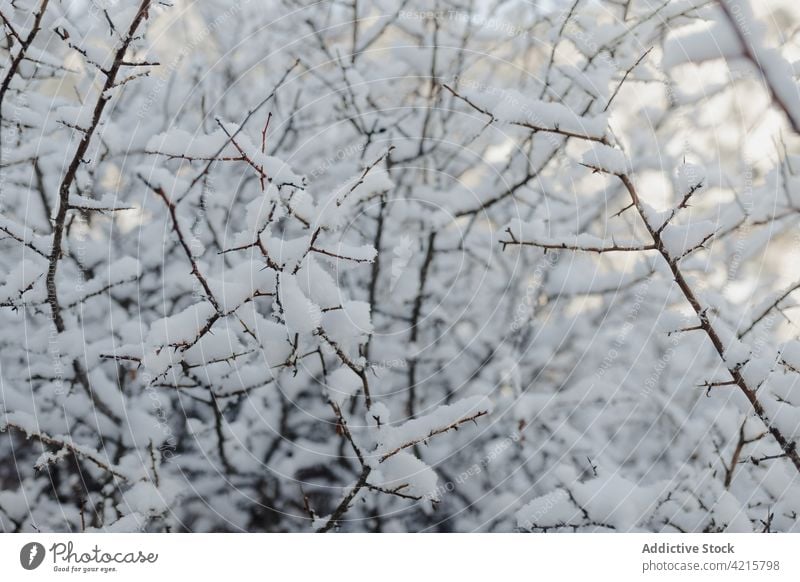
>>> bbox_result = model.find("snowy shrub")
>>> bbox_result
[2,0,800,532]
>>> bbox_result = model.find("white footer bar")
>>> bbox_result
[1,533,797,581]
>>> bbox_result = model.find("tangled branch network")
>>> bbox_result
[2,0,800,533]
